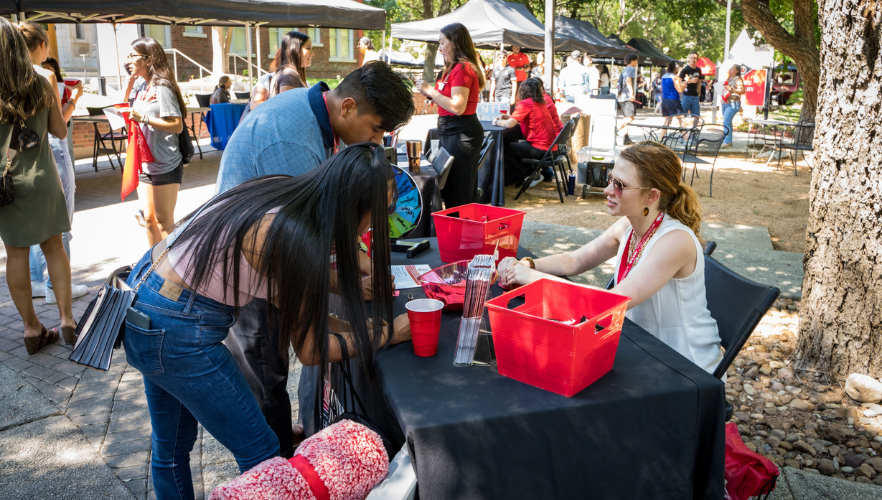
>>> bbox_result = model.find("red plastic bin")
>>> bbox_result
[432,204,525,264]
[485,279,631,397]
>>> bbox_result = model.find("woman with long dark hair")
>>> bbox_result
[358,36,379,66]
[1,19,76,353]
[269,30,313,97]
[494,78,556,186]
[417,23,485,208]
[122,37,188,247]
[499,142,722,373]
[123,144,410,499]
[599,65,611,95]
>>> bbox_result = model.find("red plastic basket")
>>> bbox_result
[432,204,525,264]
[486,279,631,397]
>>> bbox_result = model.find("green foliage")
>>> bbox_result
[306,77,342,89]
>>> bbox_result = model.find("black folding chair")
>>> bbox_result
[195,93,211,107]
[705,256,780,420]
[476,134,494,171]
[688,125,728,197]
[516,117,578,204]
[430,146,456,190]
[87,107,126,171]
[777,121,815,175]
[234,91,251,100]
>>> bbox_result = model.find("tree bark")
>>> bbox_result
[422,0,453,82]
[740,0,821,121]
[211,27,234,75]
[794,0,882,378]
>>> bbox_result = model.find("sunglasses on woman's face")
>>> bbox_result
[607,173,648,198]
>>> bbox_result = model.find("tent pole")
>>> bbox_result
[113,22,123,96]
[381,30,386,62]
[245,22,253,92]
[388,35,393,64]
[544,0,555,96]
[256,25,262,77]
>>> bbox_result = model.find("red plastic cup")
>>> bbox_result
[406,299,444,357]
[499,109,507,115]
[64,78,81,87]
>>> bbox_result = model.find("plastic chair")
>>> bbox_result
[365,445,417,500]
[688,125,728,197]
[195,93,212,108]
[234,91,251,100]
[476,134,495,171]
[431,146,456,190]
[516,117,578,203]
[777,121,815,175]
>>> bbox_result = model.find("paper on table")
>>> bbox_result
[103,106,128,131]
[391,265,432,290]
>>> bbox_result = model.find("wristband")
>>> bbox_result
[521,257,535,269]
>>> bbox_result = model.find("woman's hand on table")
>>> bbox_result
[389,313,411,345]
[499,257,542,288]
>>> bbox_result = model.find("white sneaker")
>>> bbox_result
[31,281,46,298]
[45,284,90,304]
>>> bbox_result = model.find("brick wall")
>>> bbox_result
[170,27,213,82]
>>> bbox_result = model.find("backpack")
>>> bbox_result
[178,123,194,166]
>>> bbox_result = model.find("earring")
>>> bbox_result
[643,207,649,216]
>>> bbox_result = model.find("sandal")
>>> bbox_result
[23,325,58,354]
[61,325,77,345]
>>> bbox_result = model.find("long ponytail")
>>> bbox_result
[620,141,703,240]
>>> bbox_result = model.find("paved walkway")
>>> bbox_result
[0,131,857,500]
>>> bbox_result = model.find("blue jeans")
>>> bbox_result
[681,95,701,118]
[722,100,741,145]
[31,130,75,287]
[124,249,280,500]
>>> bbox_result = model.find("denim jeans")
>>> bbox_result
[30,130,75,287]
[722,100,741,145]
[124,249,280,500]
[681,95,701,118]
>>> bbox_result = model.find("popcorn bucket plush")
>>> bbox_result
[208,419,389,500]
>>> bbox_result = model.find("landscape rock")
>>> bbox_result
[778,367,794,379]
[790,399,811,411]
[744,384,757,396]
[793,440,818,456]
[841,466,854,474]
[855,463,877,479]
[844,374,882,403]
[744,366,759,379]
[817,458,836,475]
[760,364,772,375]
[865,457,882,474]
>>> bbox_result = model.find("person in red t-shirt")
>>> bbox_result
[418,22,485,208]
[507,46,530,83]
[493,78,556,187]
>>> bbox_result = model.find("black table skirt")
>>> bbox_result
[426,121,507,207]
[299,239,725,499]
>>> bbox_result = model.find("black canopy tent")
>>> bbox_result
[627,37,676,67]
[390,0,580,52]
[553,16,634,59]
[2,0,386,90]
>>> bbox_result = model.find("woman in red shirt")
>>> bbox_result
[494,78,556,187]
[418,23,485,208]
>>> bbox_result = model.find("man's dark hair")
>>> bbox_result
[336,61,415,131]
[624,53,639,65]
[689,51,698,57]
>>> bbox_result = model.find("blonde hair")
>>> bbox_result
[16,22,48,52]
[0,18,52,124]
[619,141,703,239]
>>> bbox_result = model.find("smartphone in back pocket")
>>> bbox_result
[126,307,151,330]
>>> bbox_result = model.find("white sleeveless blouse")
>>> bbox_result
[614,215,723,374]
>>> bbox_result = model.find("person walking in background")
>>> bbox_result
[2,19,78,353]
[679,52,704,126]
[599,65,611,95]
[507,45,530,85]
[489,51,516,109]
[269,31,312,97]
[660,61,685,134]
[557,51,588,103]
[653,72,663,113]
[721,64,745,148]
[358,37,380,66]
[418,23,485,209]
[28,56,89,304]
[583,54,600,95]
[531,51,545,80]
[494,78,556,187]
[122,37,187,247]
[210,75,232,105]
[616,53,640,145]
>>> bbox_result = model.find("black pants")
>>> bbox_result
[437,114,483,209]
[502,126,548,185]
[225,299,294,458]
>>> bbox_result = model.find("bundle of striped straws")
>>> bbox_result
[453,254,495,366]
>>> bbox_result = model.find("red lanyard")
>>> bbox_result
[322,91,340,154]
[617,212,665,283]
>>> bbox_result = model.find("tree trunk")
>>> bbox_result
[211,27,234,74]
[422,0,452,82]
[794,0,882,379]
[741,0,821,121]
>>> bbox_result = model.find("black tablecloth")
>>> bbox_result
[426,121,506,207]
[299,240,725,499]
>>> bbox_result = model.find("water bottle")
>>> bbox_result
[567,170,576,196]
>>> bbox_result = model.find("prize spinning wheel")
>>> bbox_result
[389,164,422,238]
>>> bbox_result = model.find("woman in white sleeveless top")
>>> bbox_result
[498,141,722,374]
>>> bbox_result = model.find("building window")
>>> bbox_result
[183,26,206,38]
[144,25,171,49]
[328,29,354,62]
[74,24,86,40]
[305,28,321,45]
[268,27,296,56]
[230,27,251,56]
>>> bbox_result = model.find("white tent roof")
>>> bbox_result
[726,29,774,70]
